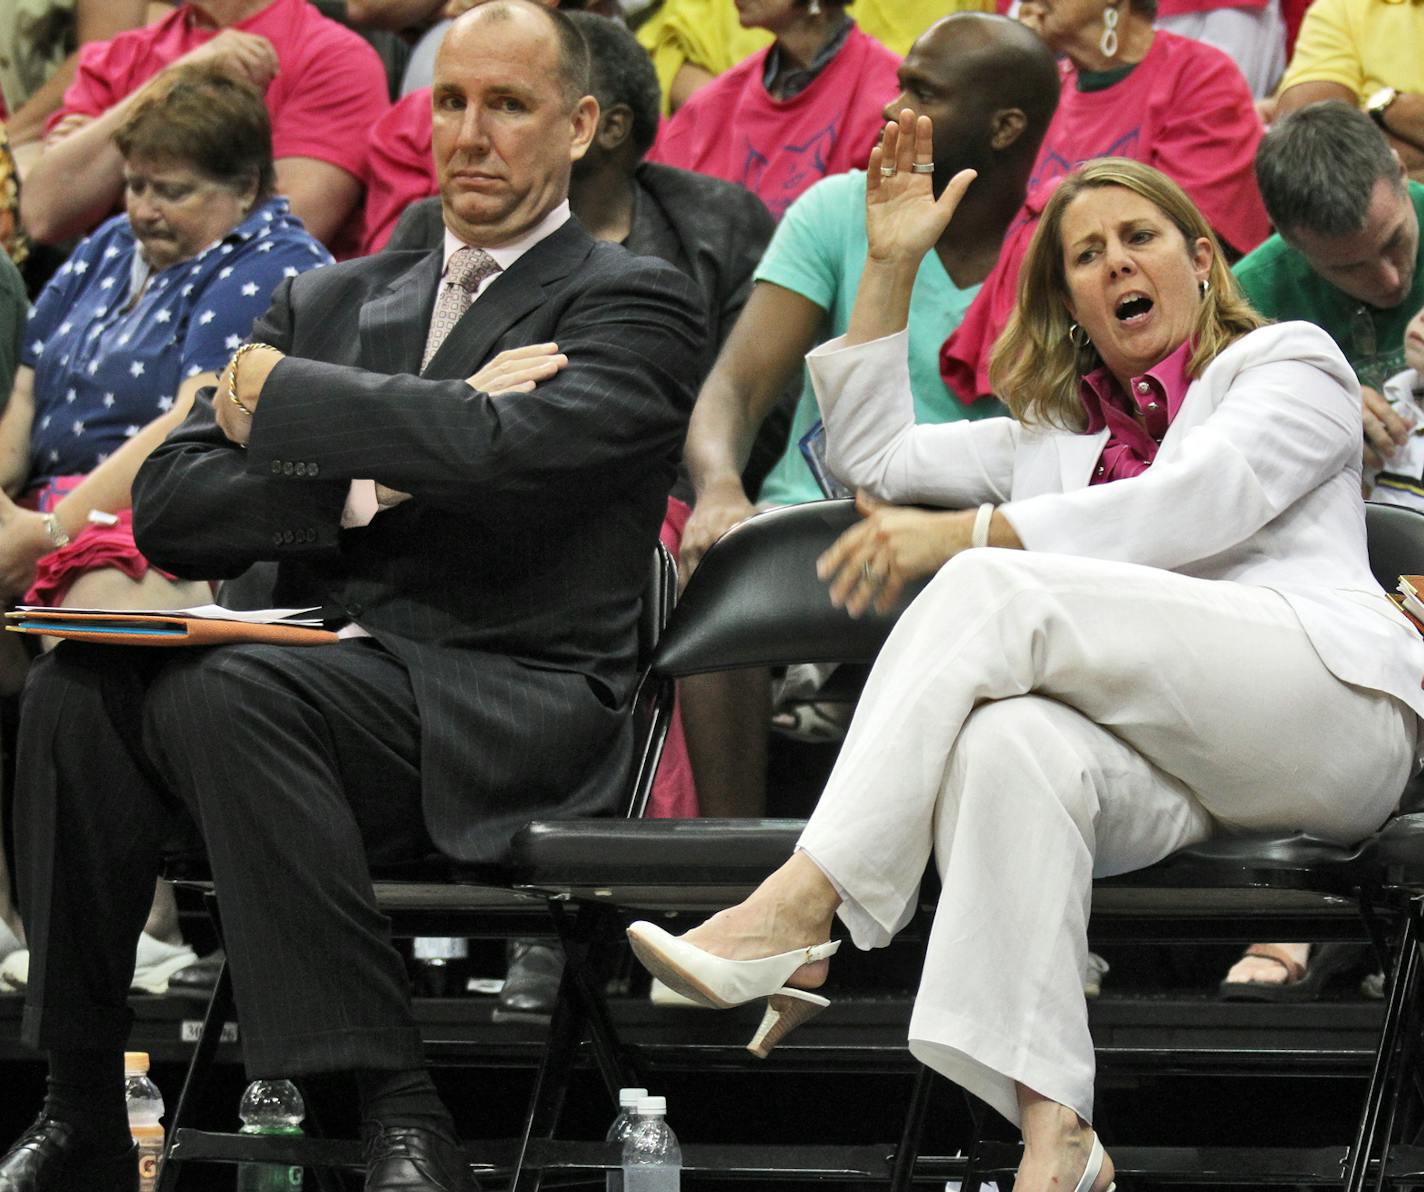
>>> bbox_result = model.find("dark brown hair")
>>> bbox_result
[113,65,276,201]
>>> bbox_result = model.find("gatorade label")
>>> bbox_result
[288,1166,303,1188]
[139,1155,158,1179]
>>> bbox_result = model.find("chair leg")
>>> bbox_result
[959,1090,992,1192]
[888,1064,933,1192]
[156,918,233,1192]
[551,902,641,1101]
[1347,897,1424,1192]
[292,1079,344,1192]
[509,905,612,1192]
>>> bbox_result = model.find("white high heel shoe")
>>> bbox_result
[1074,1132,1115,1192]
[626,920,839,1055]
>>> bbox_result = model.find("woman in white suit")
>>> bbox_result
[627,112,1424,1192]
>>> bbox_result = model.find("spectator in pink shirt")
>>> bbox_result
[939,0,1270,401]
[19,0,390,256]
[644,0,901,219]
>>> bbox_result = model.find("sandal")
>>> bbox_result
[1218,941,1358,1002]
[770,700,853,743]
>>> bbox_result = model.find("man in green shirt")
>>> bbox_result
[1235,101,1423,472]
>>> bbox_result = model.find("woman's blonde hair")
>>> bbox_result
[988,158,1264,429]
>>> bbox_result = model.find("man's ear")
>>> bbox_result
[568,94,600,162]
[596,103,634,153]
[987,107,1028,152]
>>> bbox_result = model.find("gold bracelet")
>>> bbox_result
[42,513,70,550]
[224,341,276,416]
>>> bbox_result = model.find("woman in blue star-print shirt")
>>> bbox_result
[0,65,330,617]
[0,66,330,990]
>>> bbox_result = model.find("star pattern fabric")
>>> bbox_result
[21,196,331,484]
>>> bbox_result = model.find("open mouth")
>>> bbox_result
[1115,294,1153,324]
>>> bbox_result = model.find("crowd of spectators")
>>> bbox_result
[0,0,1423,1187]
[0,0,1421,1005]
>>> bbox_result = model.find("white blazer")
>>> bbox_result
[808,320,1424,724]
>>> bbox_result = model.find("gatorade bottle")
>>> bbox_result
[124,1052,164,1192]
[236,1079,305,1191]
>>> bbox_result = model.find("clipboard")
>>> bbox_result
[5,609,339,648]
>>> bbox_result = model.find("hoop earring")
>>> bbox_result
[1068,321,1092,349]
[1099,4,1120,58]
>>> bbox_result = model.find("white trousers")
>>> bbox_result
[798,550,1417,1127]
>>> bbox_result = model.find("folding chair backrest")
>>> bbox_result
[653,499,927,678]
[1365,501,1424,589]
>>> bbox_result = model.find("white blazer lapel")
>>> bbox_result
[1055,427,1111,491]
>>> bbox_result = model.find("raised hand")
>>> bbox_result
[864,109,977,269]
[172,29,281,91]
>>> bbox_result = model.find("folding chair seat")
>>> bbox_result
[495,499,1424,1191]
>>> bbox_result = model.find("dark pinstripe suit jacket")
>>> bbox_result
[133,218,706,862]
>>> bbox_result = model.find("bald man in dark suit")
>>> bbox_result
[0,4,704,1191]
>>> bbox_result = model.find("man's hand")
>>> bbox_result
[1363,385,1412,471]
[0,499,55,602]
[677,479,755,590]
[816,490,972,618]
[216,344,286,447]
[171,29,280,91]
[465,342,567,395]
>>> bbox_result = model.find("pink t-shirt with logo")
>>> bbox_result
[646,24,899,220]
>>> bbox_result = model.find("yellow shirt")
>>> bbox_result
[636,0,995,115]
[1278,0,1424,104]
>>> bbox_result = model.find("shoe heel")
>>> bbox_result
[746,988,829,1058]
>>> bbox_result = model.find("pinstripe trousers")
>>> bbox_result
[15,638,438,1076]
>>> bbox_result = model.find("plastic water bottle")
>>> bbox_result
[621,1096,680,1192]
[124,1052,164,1192]
[236,1080,305,1191]
[605,1086,649,1192]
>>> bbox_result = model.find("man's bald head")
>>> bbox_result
[885,12,1059,192]
[441,0,592,110]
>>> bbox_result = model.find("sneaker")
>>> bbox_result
[130,934,198,995]
[0,919,22,965]
[1083,951,1110,999]
[0,933,197,995]
[0,946,25,993]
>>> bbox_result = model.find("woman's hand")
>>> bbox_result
[466,343,567,396]
[0,499,55,602]
[816,490,974,618]
[865,109,977,269]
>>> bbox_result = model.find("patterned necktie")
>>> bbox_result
[421,245,500,371]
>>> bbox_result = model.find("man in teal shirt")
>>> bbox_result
[1235,102,1423,470]
[673,12,1059,815]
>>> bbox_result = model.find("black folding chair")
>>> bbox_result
[156,544,678,1191]
[500,499,1424,1190]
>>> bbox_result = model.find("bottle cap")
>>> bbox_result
[618,1087,649,1109]
[636,1096,666,1116]
[123,1052,150,1076]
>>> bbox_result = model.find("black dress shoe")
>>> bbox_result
[166,950,225,999]
[363,1124,480,1191]
[494,940,563,1020]
[0,1116,137,1192]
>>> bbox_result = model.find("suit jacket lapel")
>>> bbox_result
[421,219,596,378]
[358,250,442,375]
